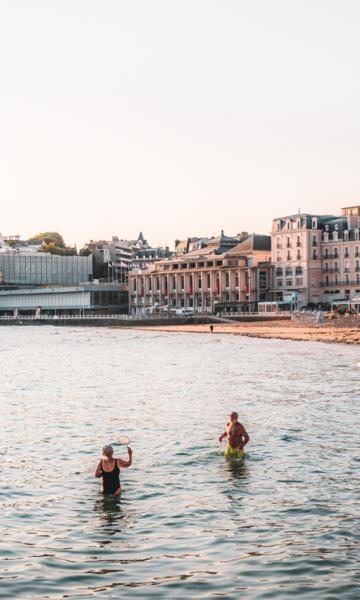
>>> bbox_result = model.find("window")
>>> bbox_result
[225,272,230,288]
[333,231,338,242]
[235,272,239,287]
[286,280,292,287]
[324,263,329,272]
[344,231,349,241]
[355,230,359,241]
[286,220,290,230]
[207,273,211,288]
[324,248,328,258]
[334,261,338,272]
[313,250,318,259]
[295,266,303,275]
[287,252,291,261]
[259,271,267,288]
[286,237,291,248]
[275,267,283,276]
[334,248,338,258]
[296,236,301,247]
[277,279,283,287]
[344,247,349,258]
[198,274,202,289]
[323,232,329,242]
[276,221,281,231]
[312,235,318,247]
[181,274,185,289]
[312,218,317,229]
[297,251,301,260]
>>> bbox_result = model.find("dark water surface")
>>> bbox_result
[0,327,359,599]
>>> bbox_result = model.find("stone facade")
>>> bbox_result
[271,207,360,307]
[129,234,271,315]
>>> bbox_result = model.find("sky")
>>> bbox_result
[0,0,359,249]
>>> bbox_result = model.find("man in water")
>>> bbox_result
[219,411,249,458]
[95,444,132,496]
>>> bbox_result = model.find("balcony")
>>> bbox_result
[323,254,338,259]
[321,280,359,287]
[322,268,339,273]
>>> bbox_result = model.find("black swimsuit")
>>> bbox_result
[101,459,120,494]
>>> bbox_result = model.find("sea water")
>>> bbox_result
[0,327,359,599]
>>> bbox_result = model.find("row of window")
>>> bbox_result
[276,218,318,231]
[132,271,268,293]
[276,278,304,287]
[323,231,360,242]
[323,247,359,258]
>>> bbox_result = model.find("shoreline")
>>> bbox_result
[135,321,360,345]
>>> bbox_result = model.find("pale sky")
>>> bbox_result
[1,0,359,249]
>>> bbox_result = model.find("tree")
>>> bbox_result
[28,232,64,247]
[79,247,92,256]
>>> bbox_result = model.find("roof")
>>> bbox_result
[225,234,271,255]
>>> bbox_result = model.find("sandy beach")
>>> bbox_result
[137,320,360,345]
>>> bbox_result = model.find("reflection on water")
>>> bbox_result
[225,456,249,482]
[93,496,124,533]
[0,327,359,599]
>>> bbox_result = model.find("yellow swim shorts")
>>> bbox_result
[225,443,245,459]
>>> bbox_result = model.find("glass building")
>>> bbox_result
[0,254,92,285]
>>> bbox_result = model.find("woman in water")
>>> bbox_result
[95,444,132,496]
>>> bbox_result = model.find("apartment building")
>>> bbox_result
[321,206,360,304]
[129,233,271,315]
[271,207,360,308]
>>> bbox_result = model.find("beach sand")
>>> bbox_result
[136,320,360,345]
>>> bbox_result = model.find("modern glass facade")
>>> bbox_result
[0,254,92,285]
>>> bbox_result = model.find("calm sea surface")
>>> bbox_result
[0,327,359,599]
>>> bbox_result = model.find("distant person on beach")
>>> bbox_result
[95,444,132,496]
[219,412,249,458]
[210,324,214,333]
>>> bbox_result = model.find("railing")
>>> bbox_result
[0,312,207,322]
[292,312,360,328]
[320,281,360,287]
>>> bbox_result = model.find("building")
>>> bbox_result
[270,207,360,309]
[0,283,128,317]
[129,233,271,315]
[321,208,360,305]
[0,253,92,286]
[84,233,173,283]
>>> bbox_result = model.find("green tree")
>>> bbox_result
[28,232,64,247]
